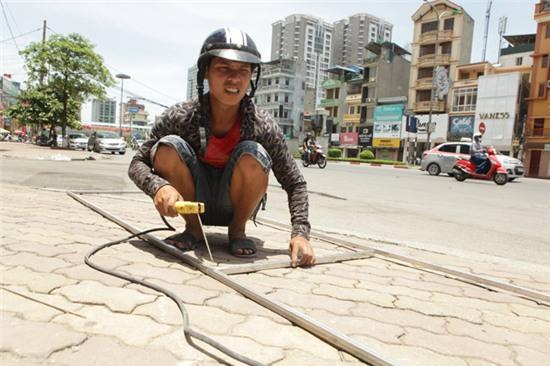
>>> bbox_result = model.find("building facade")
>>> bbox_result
[124,99,150,138]
[332,13,393,67]
[525,1,550,178]
[0,75,21,130]
[271,14,333,106]
[409,0,474,129]
[499,34,536,68]
[186,64,199,101]
[254,59,306,138]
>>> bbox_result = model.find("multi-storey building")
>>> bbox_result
[186,64,199,101]
[409,0,474,132]
[254,59,306,138]
[0,75,21,130]
[525,1,550,178]
[271,14,333,106]
[124,99,150,138]
[332,13,393,67]
[499,34,536,68]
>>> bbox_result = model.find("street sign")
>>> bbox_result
[479,122,486,134]
[129,106,140,114]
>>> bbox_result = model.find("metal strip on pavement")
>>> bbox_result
[67,190,400,366]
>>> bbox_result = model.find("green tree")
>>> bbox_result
[17,33,114,137]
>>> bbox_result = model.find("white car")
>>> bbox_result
[68,132,88,150]
[87,131,127,155]
[420,142,523,181]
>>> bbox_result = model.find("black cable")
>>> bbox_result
[84,220,264,366]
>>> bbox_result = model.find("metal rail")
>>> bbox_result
[68,191,399,366]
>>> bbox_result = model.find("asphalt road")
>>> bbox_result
[1,147,549,265]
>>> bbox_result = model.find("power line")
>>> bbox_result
[4,0,21,35]
[0,0,21,52]
[0,27,41,44]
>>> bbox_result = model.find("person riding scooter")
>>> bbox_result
[470,133,488,174]
[302,132,316,163]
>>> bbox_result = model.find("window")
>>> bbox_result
[285,78,289,85]
[533,118,544,136]
[441,42,452,55]
[275,78,279,85]
[283,111,288,118]
[533,119,545,136]
[516,57,523,66]
[274,95,279,102]
[542,55,549,68]
[546,24,550,38]
[418,67,433,79]
[439,144,457,153]
[349,106,355,114]
[452,87,477,112]
[267,95,271,102]
[420,44,436,57]
[421,21,438,34]
[416,90,432,102]
[444,18,455,31]
[459,145,470,154]
[538,83,546,97]
[284,95,289,103]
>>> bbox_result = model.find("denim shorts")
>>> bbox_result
[151,135,272,226]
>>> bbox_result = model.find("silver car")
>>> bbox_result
[420,142,524,181]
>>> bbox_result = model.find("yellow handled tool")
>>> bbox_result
[175,201,205,215]
[173,201,213,263]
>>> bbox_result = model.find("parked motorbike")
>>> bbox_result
[452,147,508,185]
[301,144,327,169]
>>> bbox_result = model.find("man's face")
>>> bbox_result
[206,57,253,108]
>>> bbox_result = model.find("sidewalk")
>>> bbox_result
[1,145,550,365]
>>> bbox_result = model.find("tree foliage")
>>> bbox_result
[7,33,114,136]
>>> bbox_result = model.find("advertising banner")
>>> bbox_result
[449,115,475,140]
[414,114,449,143]
[474,73,519,152]
[373,104,403,148]
[339,132,358,146]
[358,127,372,148]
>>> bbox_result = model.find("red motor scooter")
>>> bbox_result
[452,147,508,185]
[301,143,327,169]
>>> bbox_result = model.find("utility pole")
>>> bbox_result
[497,16,508,61]
[481,0,493,61]
[42,20,46,44]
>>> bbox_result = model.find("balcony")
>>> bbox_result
[319,98,339,107]
[414,100,446,113]
[419,30,453,44]
[322,79,342,89]
[345,94,362,103]
[525,126,550,138]
[417,54,451,67]
[343,113,361,124]
[361,96,376,104]
[416,77,433,89]
[362,76,377,85]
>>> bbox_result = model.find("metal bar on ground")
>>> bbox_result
[218,251,374,275]
[68,191,400,366]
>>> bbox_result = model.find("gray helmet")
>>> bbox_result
[197,28,262,99]
[473,132,482,140]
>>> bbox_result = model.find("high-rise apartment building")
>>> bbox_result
[186,64,199,101]
[408,0,474,123]
[271,14,333,105]
[332,13,393,67]
[91,98,117,124]
[525,1,550,178]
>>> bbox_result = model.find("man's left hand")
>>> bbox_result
[289,236,316,268]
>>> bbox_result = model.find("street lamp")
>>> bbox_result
[116,73,131,137]
[422,0,459,150]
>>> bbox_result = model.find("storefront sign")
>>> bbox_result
[373,138,401,148]
[358,128,372,147]
[339,132,358,146]
[449,115,474,140]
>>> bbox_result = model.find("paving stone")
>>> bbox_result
[205,293,291,325]
[243,272,316,293]
[509,303,550,322]
[1,288,61,321]
[350,301,447,334]
[117,262,196,284]
[460,286,533,306]
[511,345,550,366]
[232,316,341,359]
[325,266,393,285]
[0,252,71,273]
[445,318,550,354]
[309,309,405,343]
[1,313,87,358]
[145,278,221,305]
[53,264,129,287]
[284,269,358,288]
[395,295,483,323]
[353,335,469,366]
[50,336,181,366]
[431,293,513,314]
[184,275,234,293]
[147,328,225,363]
[2,266,77,293]
[483,310,550,334]
[204,335,285,365]
[54,280,157,313]
[402,327,515,366]
[268,288,356,315]
[314,283,397,307]
[0,353,58,366]
[5,241,75,257]
[391,276,464,296]
[353,280,433,301]
[53,306,172,346]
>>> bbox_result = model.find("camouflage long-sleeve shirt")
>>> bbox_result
[128,96,310,239]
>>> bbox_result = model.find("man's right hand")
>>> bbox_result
[153,185,182,217]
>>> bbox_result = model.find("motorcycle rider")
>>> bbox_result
[470,132,488,174]
[302,132,316,163]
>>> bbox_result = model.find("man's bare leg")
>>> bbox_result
[153,145,202,240]
[229,154,268,255]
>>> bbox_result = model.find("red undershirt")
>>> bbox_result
[200,119,241,168]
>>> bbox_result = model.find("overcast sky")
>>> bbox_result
[1,0,537,118]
